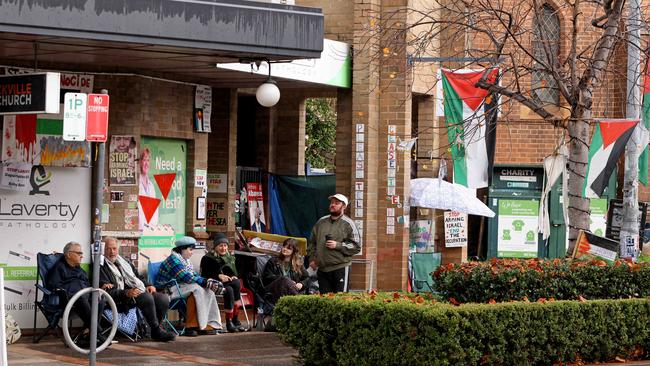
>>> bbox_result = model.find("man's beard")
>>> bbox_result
[330,208,343,217]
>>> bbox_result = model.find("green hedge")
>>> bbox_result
[275,293,650,365]
[432,258,650,303]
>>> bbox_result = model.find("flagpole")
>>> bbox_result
[621,0,642,260]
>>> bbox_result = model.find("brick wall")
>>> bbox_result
[98,75,207,237]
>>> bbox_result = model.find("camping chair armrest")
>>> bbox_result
[35,283,52,296]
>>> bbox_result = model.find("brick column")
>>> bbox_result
[274,93,306,175]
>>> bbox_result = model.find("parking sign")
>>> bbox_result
[62,92,87,141]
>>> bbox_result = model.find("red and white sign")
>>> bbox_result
[86,93,109,142]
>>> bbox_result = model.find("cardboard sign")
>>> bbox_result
[206,197,228,231]
[444,211,468,247]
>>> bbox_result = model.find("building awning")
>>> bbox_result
[0,0,324,86]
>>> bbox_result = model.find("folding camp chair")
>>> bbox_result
[408,252,441,293]
[142,254,187,336]
[32,253,84,344]
[33,253,66,343]
[243,254,275,330]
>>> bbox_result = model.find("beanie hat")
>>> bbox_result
[211,232,229,245]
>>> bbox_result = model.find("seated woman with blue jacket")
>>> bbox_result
[262,239,308,305]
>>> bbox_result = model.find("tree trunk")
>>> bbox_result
[567,104,591,255]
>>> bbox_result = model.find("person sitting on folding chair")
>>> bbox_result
[46,241,106,346]
[156,236,224,337]
[262,239,309,305]
[99,237,175,342]
[200,232,246,333]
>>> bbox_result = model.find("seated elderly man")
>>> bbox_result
[46,241,105,344]
[156,236,224,337]
[99,237,175,342]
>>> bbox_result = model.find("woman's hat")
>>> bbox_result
[211,232,229,245]
[175,236,197,249]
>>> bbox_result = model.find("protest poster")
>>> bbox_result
[109,135,136,185]
[444,211,468,248]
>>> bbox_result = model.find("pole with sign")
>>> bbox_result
[63,93,87,141]
[86,94,109,142]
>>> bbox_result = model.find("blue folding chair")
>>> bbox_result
[143,254,187,336]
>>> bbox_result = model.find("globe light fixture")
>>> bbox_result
[256,78,280,107]
[255,61,280,107]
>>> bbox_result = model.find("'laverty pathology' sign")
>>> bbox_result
[0,166,90,328]
[0,200,80,223]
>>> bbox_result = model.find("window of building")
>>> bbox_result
[531,4,561,105]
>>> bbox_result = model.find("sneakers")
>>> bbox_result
[151,327,176,342]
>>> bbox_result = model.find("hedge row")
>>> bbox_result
[275,293,650,366]
[432,258,650,303]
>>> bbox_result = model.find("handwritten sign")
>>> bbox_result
[206,197,228,231]
[444,211,467,247]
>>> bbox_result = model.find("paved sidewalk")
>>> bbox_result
[8,331,299,366]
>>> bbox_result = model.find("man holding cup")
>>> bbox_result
[308,194,361,293]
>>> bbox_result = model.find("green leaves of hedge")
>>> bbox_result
[433,258,650,303]
[275,294,650,365]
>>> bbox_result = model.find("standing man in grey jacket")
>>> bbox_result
[308,194,361,293]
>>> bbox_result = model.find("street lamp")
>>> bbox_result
[255,62,280,107]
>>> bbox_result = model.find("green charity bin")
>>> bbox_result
[487,165,545,259]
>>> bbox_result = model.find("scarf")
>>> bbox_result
[206,250,238,276]
[106,256,146,292]
[172,251,194,272]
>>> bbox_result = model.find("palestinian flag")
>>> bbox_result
[583,119,638,198]
[640,58,650,186]
[441,68,499,188]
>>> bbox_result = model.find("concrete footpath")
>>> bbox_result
[7,331,298,366]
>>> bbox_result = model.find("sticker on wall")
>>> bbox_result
[387,208,395,217]
[388,135,397,143]
[355,191,363,200]
[387,168,396,178]
[355,182,364,191]
[356,143,364,152]
[110,191,124,202]
[387,186,395,195]
[356,124,365,133]
[355,208,364,218]
[356,170,364,179]
[356,134,364,142]
[387,225,395,235]
[356,152,364,161]
[356,161,364,170]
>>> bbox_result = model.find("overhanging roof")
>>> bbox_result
[0,0,325,87]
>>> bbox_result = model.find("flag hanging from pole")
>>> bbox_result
[639,59,650,186]
[583,119,639,198]
[441,68,499,189]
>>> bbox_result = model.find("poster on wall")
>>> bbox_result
[589,198,608,237]
[409,220,433,252]
[137,137,187,267]
[1,67,93,167]
[207,173,227,193]
[194,85,212,133]
[444,211,468,248]
[246,182,266,233]
[109,135,137,185]
[206,197,228,231]
[497,199,539,258]
[0,166,91,328]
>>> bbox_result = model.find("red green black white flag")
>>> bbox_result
[441,68,499,188]
[583,119,638,198]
